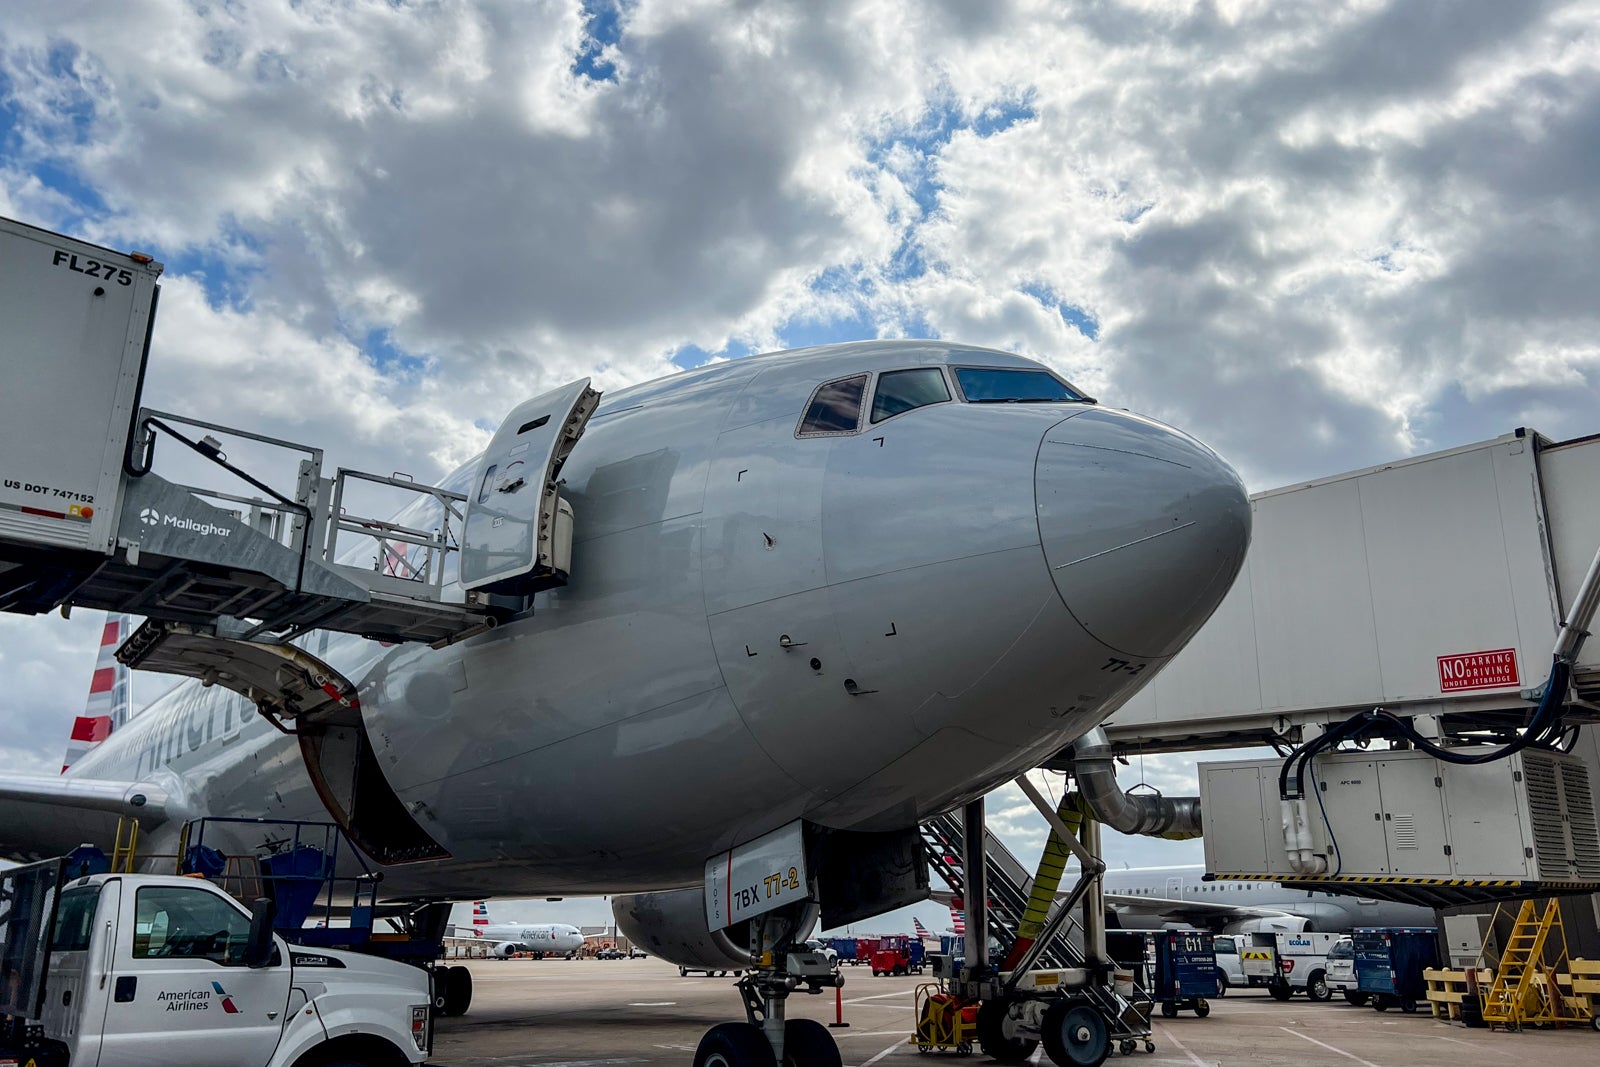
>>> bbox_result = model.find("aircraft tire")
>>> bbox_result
[1040,1003,1109,1067]
[444,966,473,1016]
[1305,971,1331,1002]
[782,1018,843,1067]
[694,1022,778,1067]
[977,998,1039,1063]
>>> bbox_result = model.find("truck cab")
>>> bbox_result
[4,867,430,1067]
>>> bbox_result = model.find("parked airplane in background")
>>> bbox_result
[1101,865,1434,932]
[461,901,585,958]
[0,338,1250,1063]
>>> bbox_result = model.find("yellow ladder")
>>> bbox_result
[1482,899,1579,1029]
[111,817,140,873]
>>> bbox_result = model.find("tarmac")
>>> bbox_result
[428,957,1598,1067]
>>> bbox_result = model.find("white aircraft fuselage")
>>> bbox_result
[12,340,1251,910]
[1103,865,1435,932]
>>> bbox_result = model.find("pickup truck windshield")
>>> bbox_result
[954,367,1085,403]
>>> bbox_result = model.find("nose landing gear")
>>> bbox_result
[691,904,845,1067]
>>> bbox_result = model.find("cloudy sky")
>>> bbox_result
[3,0,1599,930]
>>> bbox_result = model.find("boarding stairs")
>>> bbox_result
[922,811,1150,1035]
[922,811,1069,967]
[1480,898,1585,1029]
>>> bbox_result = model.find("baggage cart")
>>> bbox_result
[1354,927,1440,1013]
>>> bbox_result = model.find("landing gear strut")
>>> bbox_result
[692,904,843,1067]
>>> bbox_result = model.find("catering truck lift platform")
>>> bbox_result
[0,215,595,723]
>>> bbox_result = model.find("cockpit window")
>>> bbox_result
[871,367,951,424]
[953,367,1086,403]
[798,375,868,436]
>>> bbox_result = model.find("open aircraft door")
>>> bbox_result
[461,378,601,596]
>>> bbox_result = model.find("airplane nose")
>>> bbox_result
[1036,408,1250,660]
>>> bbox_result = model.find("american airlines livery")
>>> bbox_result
[0,340,1250,1063]
[464,901,585,958]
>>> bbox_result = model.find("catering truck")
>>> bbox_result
[0,859,430,1067]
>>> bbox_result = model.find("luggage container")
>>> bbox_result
[1106,929,1215,1019]
[1353,927,1440,1013]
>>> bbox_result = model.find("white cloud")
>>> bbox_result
[3,0,1599,919]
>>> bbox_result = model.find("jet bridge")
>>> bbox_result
[0,214,599,719]
[1090,428,1600,756]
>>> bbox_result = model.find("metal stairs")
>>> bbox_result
[920,811,1079,969]
[1481,898,1581,1029]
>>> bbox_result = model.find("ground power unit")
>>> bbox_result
[1199,748,1600,892]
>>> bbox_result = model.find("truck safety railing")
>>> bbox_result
[182,818,381,939]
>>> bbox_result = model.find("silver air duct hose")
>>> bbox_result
[1072,726,1203,839]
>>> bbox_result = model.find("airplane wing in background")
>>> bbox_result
[0,772,175,863]
[1103,893,1293,927]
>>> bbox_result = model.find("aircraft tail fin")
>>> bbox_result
[61,613,133,774]
[948,899,967,936]
[472,900,490,935]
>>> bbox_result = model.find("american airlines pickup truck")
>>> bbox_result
[0,862,430,1067]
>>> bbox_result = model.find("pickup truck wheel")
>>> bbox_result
[1343,992,1369,1007]
[1268,983,1293,1002]
[1306,971,1331,1002]
[1214,973,1228,998]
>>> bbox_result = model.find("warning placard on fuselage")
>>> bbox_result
[705,820,811,929]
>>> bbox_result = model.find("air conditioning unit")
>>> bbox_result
[1199,747,1600,885]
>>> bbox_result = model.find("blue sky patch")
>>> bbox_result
[669,339,758,370]
[359,327,429,378]
[1020,281,1099,340]
[573,0,622,82]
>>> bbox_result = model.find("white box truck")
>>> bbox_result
[0,216,162,557]
[0,859,431,1067]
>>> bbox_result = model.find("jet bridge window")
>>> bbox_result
[798,374,868,436]
[871,367,952,423]
[133,886,252,965]
[953,367,1086,403]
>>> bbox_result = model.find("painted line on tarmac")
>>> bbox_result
[627,1001,678,1006]
[844,990,916,1005]
[1154,1022,1209,1067]
[832,1030,916,1039]
[1279,1026,1383,1067]
[1435,1035,1514,1059]
[851,1039,906,1067]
